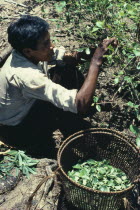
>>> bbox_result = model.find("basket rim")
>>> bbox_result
[58,128,139,155]
[57,128,139,195]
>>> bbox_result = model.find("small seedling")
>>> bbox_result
[0,150,39,178]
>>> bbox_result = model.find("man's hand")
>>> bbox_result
[92,37,118,66]
[101,37,118,51]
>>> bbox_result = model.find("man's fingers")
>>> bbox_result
[109,37,118,46]
[102,37,118,49]
[113,39,118,46]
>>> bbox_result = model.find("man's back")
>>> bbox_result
[0,51,36,125]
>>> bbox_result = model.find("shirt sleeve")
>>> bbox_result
[9,68,78,113]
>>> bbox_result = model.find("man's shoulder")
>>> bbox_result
[11,50,39,69]
[1,50,44,84]
[2,50,41,72]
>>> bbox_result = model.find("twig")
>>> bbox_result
[112,57,135,101]
[0,16,19,20]
[96,101,117,105]
[91,100,118,107]
[4,0,27,8]
[26,166,60,210]
[34,161,57,210]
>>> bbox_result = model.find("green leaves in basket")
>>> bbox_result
[68,159,131,192]
[0,150,39,178]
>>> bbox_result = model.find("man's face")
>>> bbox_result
[23,32,54,64]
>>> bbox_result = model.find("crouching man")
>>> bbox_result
[0,15,117,156]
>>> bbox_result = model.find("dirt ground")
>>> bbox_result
[0,0,139,210]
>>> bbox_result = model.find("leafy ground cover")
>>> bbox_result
[0,150,39,178]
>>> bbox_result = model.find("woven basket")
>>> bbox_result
[57,128,139,210]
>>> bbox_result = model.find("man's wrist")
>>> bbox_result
[91,56,103,66]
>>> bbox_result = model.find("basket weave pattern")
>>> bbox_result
[57,128,139,210]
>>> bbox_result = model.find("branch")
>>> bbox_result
[26,160,59,210]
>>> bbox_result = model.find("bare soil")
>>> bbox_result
[0,1,139,210]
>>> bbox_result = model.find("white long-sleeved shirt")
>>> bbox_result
[0,49,77,126]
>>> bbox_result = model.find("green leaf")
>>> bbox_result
[96,21,105,28]
[114,77,119,84]
[133,50,140,56]
[83,179,87,185]
[79,169,87,177]
[136,62,140,70]
[99,186,110,192]
[124,76,132,83]
[22,166,30,177]
[55,1,66,13]
[18,154,23,166]
[98,168,106,174]
[137,115,140,121]
[136,137,140,147]
[92,177,98,183]
[130,125,139,135]
[77,48,84,52]
[118,71,124,75]
[127,101,134,108]
[107,180,114,187]
[73,164,82,169]
[85,48,90,55]
[93,96,99,103]
[115,177,122,184]
[48,19,57,22]
[122,176,127,181]
[7,150,18,156]
[92,27,99,32]
[15,167,20,176]
[87,159,96,165]
[27,162,39,166]
[118,11,125,17]
[114,185,122,190]
[128,10,135,15]
[60,1,66,7]
[73,175,80,182]
[26,166,37,174]
[96,105,101,112]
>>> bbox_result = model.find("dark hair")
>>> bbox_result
[7,15,49,52]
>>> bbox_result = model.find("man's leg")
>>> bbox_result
[0,100,60,158]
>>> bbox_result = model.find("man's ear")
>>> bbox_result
[22,48,33,58]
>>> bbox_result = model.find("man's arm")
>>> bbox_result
[76,38,117,114]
